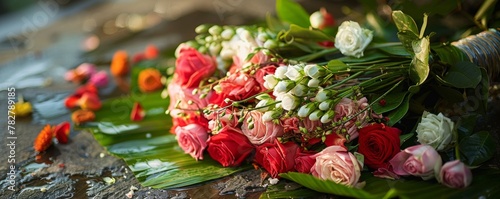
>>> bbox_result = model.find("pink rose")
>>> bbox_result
[334,97,370,141]
[255,141,299,178]
[255,65,277,91]
[241,110,284,145]
[282,117,322,134]
[167,81,210,117]
[207,126,254,167]
[295,151,316,174]
[438,160,472,188]
[311,145,363,187]
[175,46,216,88]
[175,124,209,160]
[389,144,442,180]
[219,72,260,101]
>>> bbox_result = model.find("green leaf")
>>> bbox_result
[371,91,407,114]
[409,37,430,85]
[80,93,250,189]
[266,13,287,32]
[260,183,322,199]
[432,85,465,103]
[457,114,480,138]
[283,24,332,42]
[441,61,482,88]
[397,30,420,53]
[276,0,310,28]
[459,131,496,166]
[479,68,489,111]
[392,11,420,35]
[378,45,411,57]
[432,44,468,65]
[387,92,412,126]
[400,132,414,146]
[282,169,500,199]
[326,60,349,72]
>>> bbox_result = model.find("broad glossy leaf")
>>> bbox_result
[397,31,419,54]
[409,37,430,85]
[276,0,310,28]
[79,92,250,189]
[378,45,411,57]
[326,60,349,72]
[371,91,407,114]
[459,131,496,166]
[392,11,419,36]
[441,61,482,88]
[260,183,322,199]
[387,93,412,126]
[433,85,464,103]
[432,44,468,64]
[457,114,480,138]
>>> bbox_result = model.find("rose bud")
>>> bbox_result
[310,7,335,30]
[389,144,442,180]
[438,160,472,188]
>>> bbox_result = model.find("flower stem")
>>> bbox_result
[296,48,339,62]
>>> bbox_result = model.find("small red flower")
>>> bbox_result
[379,99,387,106]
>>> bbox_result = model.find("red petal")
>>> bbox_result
[65,96,80,109]
[130,102,146,121]
[54,121,70,144]
[78,93,102,111]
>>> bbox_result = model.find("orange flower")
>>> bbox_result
[54,122,70,144]
[138,68,163,93]
[71,109,96,125]
[110,50,129,76]
[130,102,146,121]
[34,125,53,152]
[77,93,102,111]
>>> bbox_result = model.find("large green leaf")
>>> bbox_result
[459,131,496,166]
[79,92,249,189]
[387,92,412,126]
[371,91,407,114]
[281,169,500,199]
[276,0,310,28]
[441,61,482,88]
[282,24,333,42]
[409,37,430,85]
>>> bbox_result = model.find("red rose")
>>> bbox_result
[175,46,216,88]
[207,126,254,167]
[171,112,209,134]
[358,123,401,170]
[219,72,260,101]
[254,140,299,178]
[294,151,316,174]
[324,132,347,149]
[255,65,276,91]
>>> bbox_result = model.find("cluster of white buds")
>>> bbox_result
[262,62,345,124]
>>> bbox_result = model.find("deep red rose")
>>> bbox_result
[207,126,254,167]
[294,151,316,174]
[254,140,299,178]
[255,65,277,91]
[219,72,260,101]
[174,46,216,88]
[358,123,401,170]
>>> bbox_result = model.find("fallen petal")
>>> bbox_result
[71,109,96,125]
[78,93,102,111]
[54,121,71,144]
[34,124,54,153]
[130,102,146,121]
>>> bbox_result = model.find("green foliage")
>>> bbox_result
[387,93,412,126]
[276,0,310,28]
[79,92,250,189]
[371,91,407,114]
[459,131,496,166]
[438,61,482,88]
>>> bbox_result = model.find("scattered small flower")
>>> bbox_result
[34,125,53,153]
[138,68,163,93]
[130,102,146,121]
[71,109,96,125]
[54,121,71,144]
[110,50,129,77]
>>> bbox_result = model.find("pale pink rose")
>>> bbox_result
[241,110,284,145]
[282,117,322,134]
[389,144,442,180]
[438,160,472,188]
[219,72,261,101]
[175,124,209,160]
[167,80,210,118]
[334,97,370,141]
[311,145,363,187]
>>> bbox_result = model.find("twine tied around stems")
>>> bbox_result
[452,28,500,81]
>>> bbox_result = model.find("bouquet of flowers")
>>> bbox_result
[164,0,500,192]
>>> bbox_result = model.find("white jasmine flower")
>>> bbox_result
[315,88,330,102]
[298,103,317,118]
[274,65,289,79]
[263,75,279,89]
[291,84,307,97]
[281,93,300,111]
[335,21,373,58]
[309,110,324,121]
[320,110,335,123]
[221,28,234,40]
[308,78,320,87]
[304,64,324,79]
[285,64,304,81]
[274,80,295,93]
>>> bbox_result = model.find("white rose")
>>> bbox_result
[416,111,454,151]
[285,64,304,81]
[334,21,373,58]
